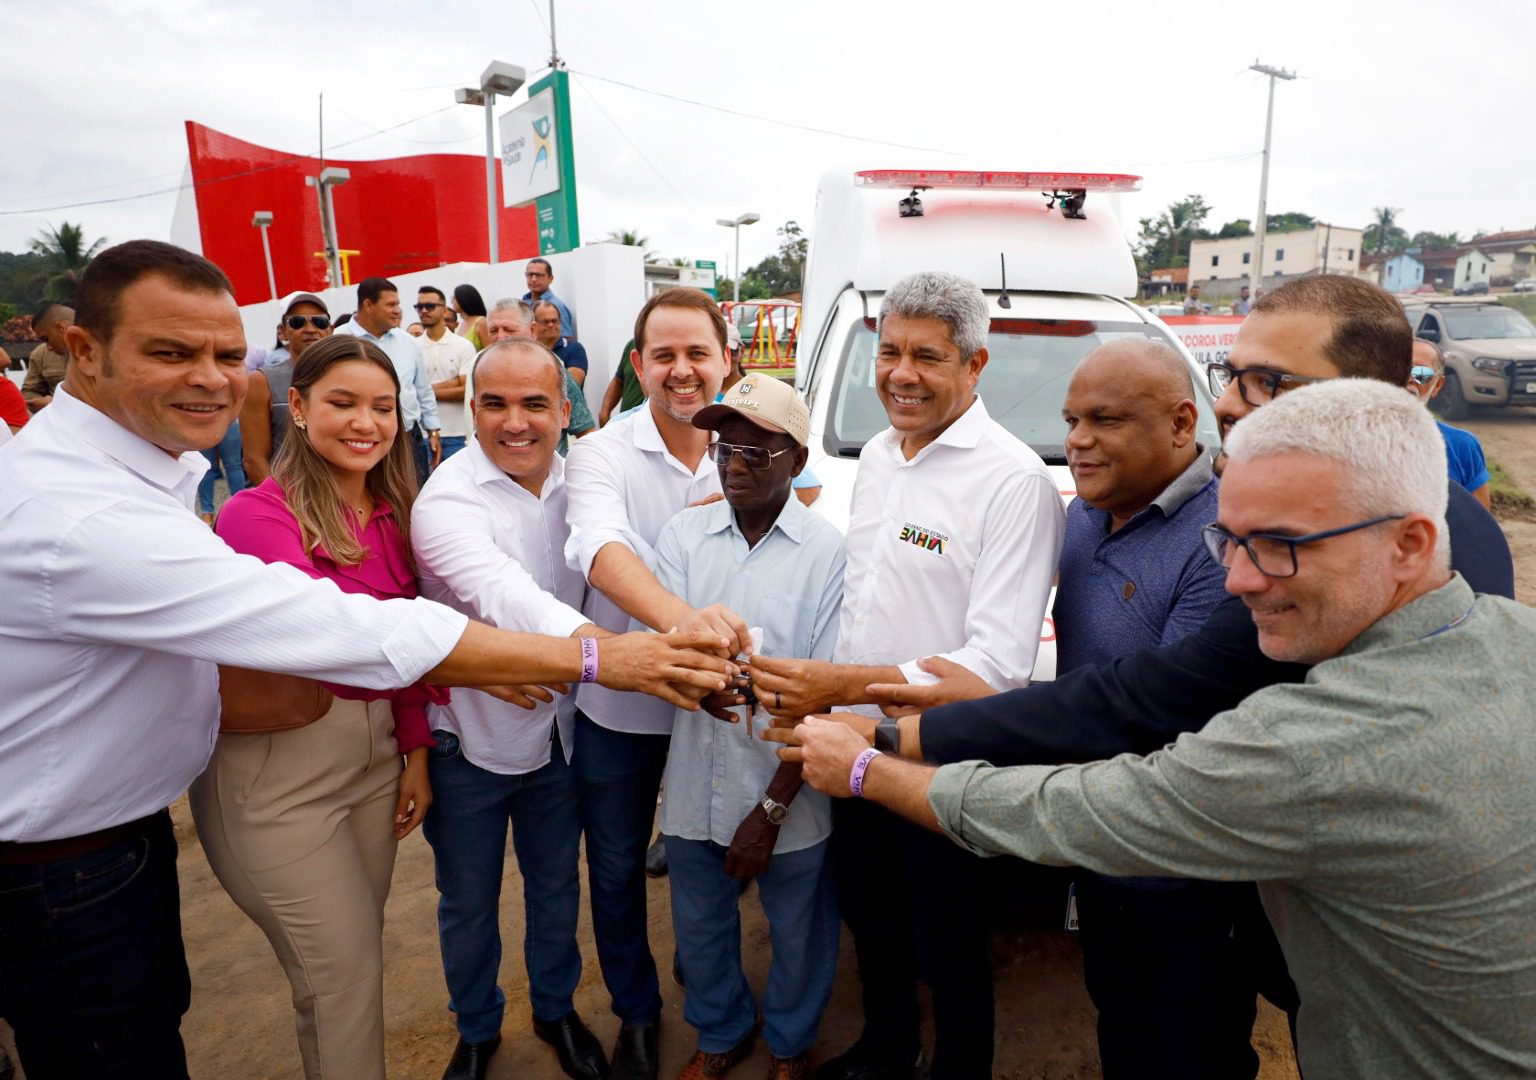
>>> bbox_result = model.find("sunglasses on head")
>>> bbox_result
[414,302,442,312]
[285,314,331,331]
[1409,365,1439,385]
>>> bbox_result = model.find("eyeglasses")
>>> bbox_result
[413,302,442,312]
[285,314,331,331]
[1206,362,1328,406]
[706,441,796,469]
[1409,365,1439,385]
[534,317,562,326]
[1201,515,1405,579]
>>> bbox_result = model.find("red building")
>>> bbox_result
[183,121,538,305]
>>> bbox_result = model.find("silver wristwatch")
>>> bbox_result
[760,795,790,824]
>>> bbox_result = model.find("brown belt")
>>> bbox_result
[0,812,162,866]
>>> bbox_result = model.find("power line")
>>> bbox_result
[569,73,709,224]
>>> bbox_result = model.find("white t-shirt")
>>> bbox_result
[418,330,477,438]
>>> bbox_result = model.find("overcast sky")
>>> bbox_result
[5,0,1534,278]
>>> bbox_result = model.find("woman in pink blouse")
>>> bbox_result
[191,334,440,1080]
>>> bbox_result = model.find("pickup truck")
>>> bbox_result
[1403,299,1536,419]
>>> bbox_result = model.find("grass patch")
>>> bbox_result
[1488,457,1536,520]
[1499,294,1536,321]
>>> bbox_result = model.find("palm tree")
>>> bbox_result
[1368,207,1402,253]
[30,222,107,303]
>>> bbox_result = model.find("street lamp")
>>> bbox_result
[716,212,761,303]
[251,211,277,301]
[304,167,350,288]
[457,60,527,265]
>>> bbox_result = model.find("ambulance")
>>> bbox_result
[795,169,1222,678]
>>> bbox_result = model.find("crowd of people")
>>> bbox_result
[1,239,1534,1080]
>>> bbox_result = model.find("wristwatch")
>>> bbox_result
[760,795,789,825]
[874,718,900,754]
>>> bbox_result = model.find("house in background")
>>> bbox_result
[1465,229,1536,284]
[1419,248,1492,291]
[1145,265,1189,297]
[1371,251,1425,292]
[1187,224,1365,293]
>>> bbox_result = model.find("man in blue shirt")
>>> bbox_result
[534,300,590,388]
[337,275,442,481]
[1054,340,1245,1078]
[653,376,844,1080]
[1410,339,1492,508]
[523,258,576,339]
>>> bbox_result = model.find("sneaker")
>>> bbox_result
[768,1053,809,1080]
[676,1031,755,1079]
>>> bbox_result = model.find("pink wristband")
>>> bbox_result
[849,747,882,798]
[579,638,599,684]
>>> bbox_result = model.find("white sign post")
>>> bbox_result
[499,89,561,208]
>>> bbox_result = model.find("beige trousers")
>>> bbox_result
[191,697,402,1080]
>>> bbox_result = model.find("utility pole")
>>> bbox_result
[548,0,563,69]
[1251,61,1296,293]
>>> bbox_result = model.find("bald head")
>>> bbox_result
[1063,339,1202,524]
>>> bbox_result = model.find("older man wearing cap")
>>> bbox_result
[240,291,332,484]
[652,376,845,1080]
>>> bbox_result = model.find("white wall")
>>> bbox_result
[238,243,646,418]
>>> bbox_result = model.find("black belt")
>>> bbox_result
[0,811,163,866]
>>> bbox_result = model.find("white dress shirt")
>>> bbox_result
[563,405,722,735]
[417,329,477,438]
[338,319,441,433]
[838,396,1065,708]
[0,388,469,842]
[413,438,589,774]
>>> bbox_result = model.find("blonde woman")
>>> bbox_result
[191,334,440,1079]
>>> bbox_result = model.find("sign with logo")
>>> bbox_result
[897,521,949,555]
[679,266,716,290]
[1160,315,1246,367]
[499,89,560,208]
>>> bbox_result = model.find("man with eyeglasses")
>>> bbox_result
[1408,338,1492,509]
[239,292,332,484]
[653,376,844,1080]
[802,273,1514,1075]
[534,300,589,388]
[774,379,1536,1076]
[524,258,576,339]
[417,285,478,463]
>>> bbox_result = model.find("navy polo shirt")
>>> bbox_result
[1054,450,1227,676]
[552,336,589,377]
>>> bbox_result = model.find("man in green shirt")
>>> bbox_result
[771,378,1536,1078]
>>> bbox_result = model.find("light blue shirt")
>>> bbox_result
[655,496,845,853]
[338,320,441,433]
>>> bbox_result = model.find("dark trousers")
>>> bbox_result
[408,424,431,485]
[0,810,191,1079]
[1076,876,1300,1080]
[572,710,670,1024]
[831,795,994,1079]
[423,728,583,1041]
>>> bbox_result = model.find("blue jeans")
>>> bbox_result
[409,425,431,485]
[422,729,582,1041]
[438,435,467,462]
[0,810,191,1079]
[572,710,670,1023]
[197,420,247,514]
[666,837,839,1058]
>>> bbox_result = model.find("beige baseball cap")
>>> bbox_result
[692,376,811,447]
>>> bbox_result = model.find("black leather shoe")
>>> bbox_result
[534,1011,611,1080]
[811,1042,923,1080]
[611,1019,660,1080]
[644,835,668,878]
[442,1034,502,1080]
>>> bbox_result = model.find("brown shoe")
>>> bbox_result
[676,1031,755,1080]
[768,1054,809,1080]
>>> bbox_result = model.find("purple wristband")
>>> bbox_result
[849,747,882,798]
[579,638,599,684]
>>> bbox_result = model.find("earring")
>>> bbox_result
[293,415,307,430]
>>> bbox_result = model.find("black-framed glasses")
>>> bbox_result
[285,314,331,331]
[1201,515,1406,578]
[706,441,796,470]
[1409,365,1439,385]
[413,302,442,312]
[1206,362,1328,406]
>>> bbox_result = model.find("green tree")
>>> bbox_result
[605,228,659,261]
[30,222,106,303]
[1135,194,1212,273]
[1265,211,1316,233]
[739,220,810,297]
[1409,230,1461,251]
[1365,207,1407,253]
[1216,218,1254,238]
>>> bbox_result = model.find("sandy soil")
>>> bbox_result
[18,414,1535,1080]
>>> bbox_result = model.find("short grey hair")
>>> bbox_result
[878,271,989,359]
[471,337,569,406]
[1224,379,1450,567]
[490,297,535,322]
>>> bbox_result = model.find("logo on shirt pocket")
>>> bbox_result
[897,521,948,556]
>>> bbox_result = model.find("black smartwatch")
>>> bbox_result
[873,718,900,754]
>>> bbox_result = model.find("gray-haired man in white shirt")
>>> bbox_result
[0,241,731,1079]
[752,271,1065,1080]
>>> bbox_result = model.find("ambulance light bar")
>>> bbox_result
[855,170,1142,192]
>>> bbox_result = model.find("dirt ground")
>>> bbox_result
[6,416,1531,1080]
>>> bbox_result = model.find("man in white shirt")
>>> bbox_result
[563,287,751,1080]
[337,275,442,481]
[415,284,477,463]
[0,241,732,1079]
[414,338,609,1080]
[752,271,1065,1080]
